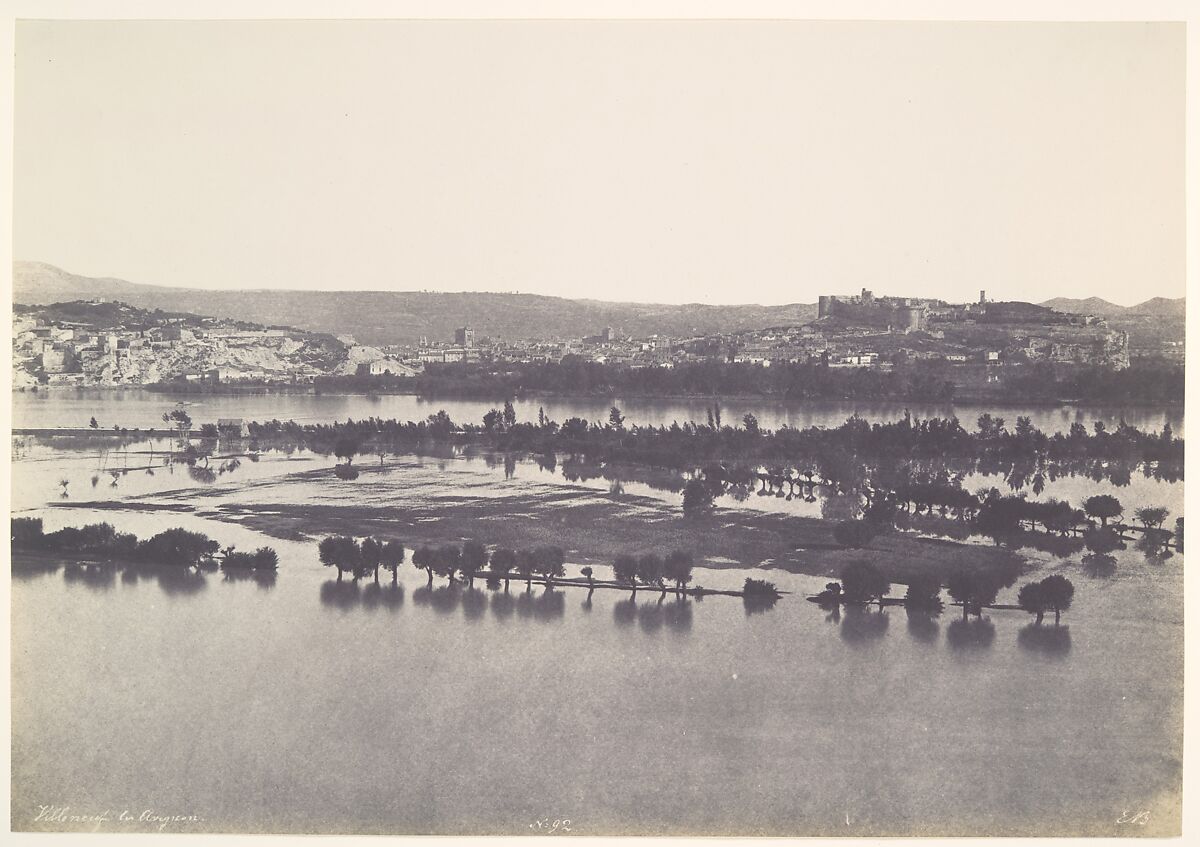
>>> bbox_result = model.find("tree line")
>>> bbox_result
[817,560,1074,625]
[239,407,1182,483]
[11,517,277,572]
[325,358,1182,406]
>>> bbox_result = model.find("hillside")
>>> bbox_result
[1040,294,1185,357]
[1039,297,1126,317]
[14,262,818,346]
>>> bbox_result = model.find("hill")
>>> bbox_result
[13,262,817,346]
[1039,297,1127,317]
[1040,294,1185,357]
[1127,296,1186,318]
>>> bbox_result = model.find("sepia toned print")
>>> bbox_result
[9,16,1185,838]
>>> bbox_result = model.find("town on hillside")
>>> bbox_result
[11,288,1153,390]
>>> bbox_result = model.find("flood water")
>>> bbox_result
[11,387,1184,436]
[9,395,1185,836]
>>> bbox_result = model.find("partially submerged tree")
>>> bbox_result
[663,550,695,596]
[318,535,361,581]
[945,568,1000,620]
[840,562,890,609]
[381,540,406,584]
[490,547,517,588]
[1083,494,1123,527]
[412,545,436,584]
[636,553,666,595]
[903,575,943,611]
[534,545,566,587]
[1134,506,1169,531]
[613,553,639,596]
[515,547,538,590]
[460,540,489,587]
[1038,574,1074,624]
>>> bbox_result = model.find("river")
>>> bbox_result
[8,394,1185,836]
[11,387,1184,436]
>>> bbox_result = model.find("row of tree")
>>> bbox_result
[238,407,1182,478]
[316,536,729,599]
[819,561,1074,624]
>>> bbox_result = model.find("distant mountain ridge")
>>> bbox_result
[1040,295,1185,318]
[13,262,818,346]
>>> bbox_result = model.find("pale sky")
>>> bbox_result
[14,19,1185,305]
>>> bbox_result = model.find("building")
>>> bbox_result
[356,359,419,377]
[455,327,476,347]
[217,418,249,438]
[41,348,79,374]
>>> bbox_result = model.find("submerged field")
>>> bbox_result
[55,456,1026,586]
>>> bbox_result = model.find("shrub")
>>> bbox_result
[743,577,778,596]
[138,528,220,566]
[840,562,890,605]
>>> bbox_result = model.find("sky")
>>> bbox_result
[13,19,1185,305]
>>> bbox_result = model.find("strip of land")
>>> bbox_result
[53,463,1026,584]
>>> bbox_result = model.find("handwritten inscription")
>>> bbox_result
[530,817,573,834]
[1116,809,1150,826]
[34,805,203,831]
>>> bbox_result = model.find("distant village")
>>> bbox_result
[12,288,1136,389]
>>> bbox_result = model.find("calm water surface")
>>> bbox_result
[11,388,1184,436]
[9,401,1185,835]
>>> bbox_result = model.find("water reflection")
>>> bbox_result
[638,600,664,633]
[222,568,277,590]
[154,567,207,596]
[1135,532,1175,565]
[63,562,117,591]
[946,616,996,652]
[839,606,888,644]
[490,590,516,619]
[1082,553,1118,578]
[743,592,780,615]
[320,579,361,611]
[905,608,940,643]
[462,588,487,620]
[1017,624,1072,658]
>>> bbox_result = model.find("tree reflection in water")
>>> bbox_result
[743,592,780,616]
[222,568,277,591]
[1082,553,1118,578]
[429,584,461,615]
[638,599,665,633]
[532,588,565,621]
[1017,623,1072,658]
[63,562,117,591]
[1135,531,1175,565]
[321,579,361,611]
[905,608,940,643]
[839,606,888,644]
[613,597,637,627]
[490,590,516,619]
[946,616,996,652]
[663,598,693,634]
[461,587,487,621]
[360,582,383,611]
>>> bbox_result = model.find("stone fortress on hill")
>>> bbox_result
[811,287,1130,369]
